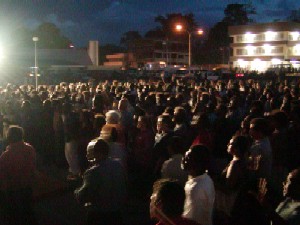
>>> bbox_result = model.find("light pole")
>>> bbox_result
[175,24,203,68]
[32,37,39,91]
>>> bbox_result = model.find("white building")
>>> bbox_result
[229,22,300,72]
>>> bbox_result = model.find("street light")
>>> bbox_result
[175,24,203,68]
[32,37,39,91]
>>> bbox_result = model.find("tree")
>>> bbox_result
[120,31,142,49]
[34,22,72,49]
[194,3,256,64]
[153,13,198,39]
[287,8,300,22]
[223,3,256,26]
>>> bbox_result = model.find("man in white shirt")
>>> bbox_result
[182,144,215,225]
[161,136,188,186]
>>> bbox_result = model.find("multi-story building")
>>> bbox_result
[229,21,300,72]
[131,38,189,68]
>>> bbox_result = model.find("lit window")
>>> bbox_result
[265,31,276,41]
[291,32,299,41]
[245,32,255,43]
[263,44,273,54]
[246,46,255,55]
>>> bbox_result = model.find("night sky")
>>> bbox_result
[0,0,299,47]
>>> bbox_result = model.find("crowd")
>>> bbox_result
[0,75,300,225]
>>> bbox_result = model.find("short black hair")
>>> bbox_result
[250,118,272,136]
[231,135,249,156]
[189,144,211,172]
[153,179,185,217]
[93,139,110,157]
[7,125,24,143]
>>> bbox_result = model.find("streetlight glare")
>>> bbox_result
[175,24,183,31]
[32,37,39,42]
[197,29,204,35]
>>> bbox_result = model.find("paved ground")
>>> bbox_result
[32,164,154,225]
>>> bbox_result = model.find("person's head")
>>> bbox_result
[249,118,271,140]
[191,112,210,130]
[270,110,289,130]
[173,106,186,124]
[182,144,211,176]
[157,115,173,133]
[283,168,300,200]
[227,135,249,158]
[7,125,24,144]
[105,110,120,124]
[86,139,110,162]
[137,116,150,130]
[150,179,185,220]
[167,136,184,156]
[118,98,128,111]
[93,114,106,135]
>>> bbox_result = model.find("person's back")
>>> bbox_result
[81,158,127,211]
[0,125,37,225]
[75,139,127,225]
[182,145,215,225]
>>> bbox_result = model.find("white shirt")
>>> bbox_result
[183,173,215,225]
[161,154,188,186]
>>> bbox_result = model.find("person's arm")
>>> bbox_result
[74,170,94,205]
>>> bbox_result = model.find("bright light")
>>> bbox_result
[295,44,300,55]
[252,58,266,71]
[32,37,39,42]
[291,32,299,41]
[237,59,247,68]
[263,44,273,54]
[197,29,204,35]
[271,58,281,64]
[245,32,255,42]
[246,45,255,55]
[176,24,183,31]
[265,31,276,41]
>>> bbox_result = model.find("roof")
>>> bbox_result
[228,21,300,35]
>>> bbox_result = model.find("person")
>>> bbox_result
[150,179,200,225]
[275,167,300,225]
[0,125,37,225]
[62,102,81,180]
[215,135,249,216]
[182,144,215,225]
[249,118,273,180]
[132,116,155,174]
[74,139,127,225]
[153,114,174,178]
[161,136,188,186]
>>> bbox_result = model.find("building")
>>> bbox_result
[130,38,189,68]
[103,53,135,69]
[229,21,300,72]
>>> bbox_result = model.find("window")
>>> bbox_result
[236,35,245,42]
[254,47,265,54]
[272,47,283,54]
[171,53,177,59]
[236,49,247,55]
[178,55,184,59]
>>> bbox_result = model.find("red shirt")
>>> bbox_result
[0,141,36,190]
